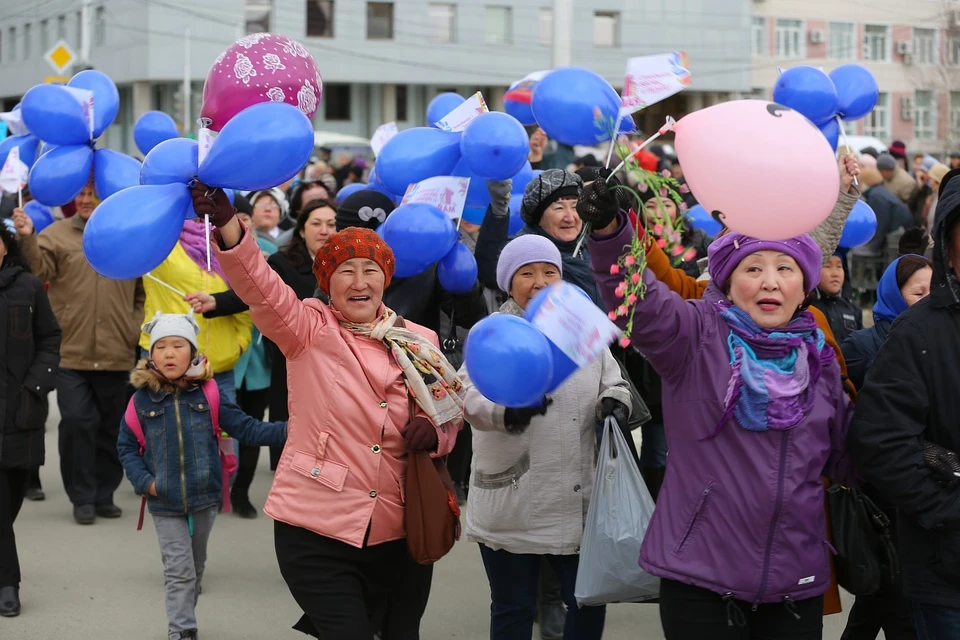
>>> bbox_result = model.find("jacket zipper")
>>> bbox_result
[174,389,188,515]
[755,430,789,609]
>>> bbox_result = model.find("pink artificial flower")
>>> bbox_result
[656,238,667,249]
[679,183,690,194]
[615,286,624,298]
[661,169,671,178]
[671,244,685,257]
[607,310,618,321]
[683,247,698,262]
[609,264,620,275]
[619,336,632,348]
[668,232,682,244]
[624,255,636,266]
[637,182,648,193]
[618,305,629,316]
[653,223,664,235]
[631,272,641,284]
[660,187,668,197]
[627,293,638,304]
[679,202,688,212]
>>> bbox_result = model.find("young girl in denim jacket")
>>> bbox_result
[118,311,286,640]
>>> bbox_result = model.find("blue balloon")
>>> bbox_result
[838,200,877,248]
[23,201,54,233]
[225,189,236,205]
[367,166,402,201]
[451,157,491,213]
[508,194,524,235]
[460,206,486,225]
[462,112,530,181]
[685,204,722,238]
[378,203,458,276]
[772,66,839,126]
[93,149,142,200]
[504,99,535,127]
[531,67,620,146]
[619,115,638,135]
[0,134,40,169]
[427,93,465,126]
[512,161,534,195]
[20,84,90,146]
[141,138,198,186]
[464,314,554,407]
[376,127,462,195]
[198,102,314,191]
[134,111,179,156]
[29,145,94,206]
[437,242,478,294]
[829,64,880,121]
[83,184,191,279]
[68,70,120,138]
[336,182,367,205]
[819,118,840,151]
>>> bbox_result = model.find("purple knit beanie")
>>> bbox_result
[708,232,823,295]
[496,235,563,293]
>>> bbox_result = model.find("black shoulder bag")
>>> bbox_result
[826,484,900,596]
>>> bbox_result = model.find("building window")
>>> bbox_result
[775,18,804,58]
[76,10,82,48]
[914,28,936,65]
[428,4,456,44]
[94,7,106,46]
[324,84,351,121]
[484,6,512,45]
[863,93,889,139]
[245,0,272,34]
[23,23,30,58]
[751,17,767,57]
[863,25,889,62]
[593,11,619,48]
[8,27,15,63]
[306,1,334,37]
[396,84,408,121]
[539,8,552,46]
[951,92,960,140]
[828,22,854,60]
[949,36,960,66]
[39,19,48,51]
[57,15,66,40]
[367,2,393,40]
[915,90,934,141]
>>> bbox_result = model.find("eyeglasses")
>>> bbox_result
[254,203,280,212]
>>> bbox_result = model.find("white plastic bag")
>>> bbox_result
[574,416,660,606]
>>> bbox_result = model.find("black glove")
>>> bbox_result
[503,397,553,435]
[600,398,629,428]
[576,169,621,229]
[924,441,960,487]
[190,182,237,228]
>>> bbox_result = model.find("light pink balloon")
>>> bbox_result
[201,33,323,132]
[674,100,839,241]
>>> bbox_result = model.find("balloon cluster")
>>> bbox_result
[464,284,593,407]
[82,33,319,280]
[773,64,879,151]
[134,111,179,156]
[21,70,141,205]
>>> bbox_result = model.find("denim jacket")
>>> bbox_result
[117,360,287,516]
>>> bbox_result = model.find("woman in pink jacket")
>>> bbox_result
[191,186,465,638]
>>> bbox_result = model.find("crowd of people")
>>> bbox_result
[0,122,959,640]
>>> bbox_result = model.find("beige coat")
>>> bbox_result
[885,165,917,204]
[20,216,144,371]
[460,300,633,556]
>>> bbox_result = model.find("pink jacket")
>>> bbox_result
[215,228,461,548]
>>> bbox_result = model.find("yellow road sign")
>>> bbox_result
[44,76,70,84]
[44,39,77,75]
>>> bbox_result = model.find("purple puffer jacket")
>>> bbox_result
[589,215,855,606]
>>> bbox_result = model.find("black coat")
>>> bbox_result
[810,290,863,346]
[840,319,891,391]
[381,266,488,336]
[1,264,61,469]
[863,185,913,253]
[848,178,960,609]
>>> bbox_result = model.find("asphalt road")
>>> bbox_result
[6,398,867,639]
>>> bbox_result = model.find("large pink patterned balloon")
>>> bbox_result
[200,33,323,131]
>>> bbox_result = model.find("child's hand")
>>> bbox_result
[148,481,158,496]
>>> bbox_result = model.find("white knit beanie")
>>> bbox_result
[143,311,201,353]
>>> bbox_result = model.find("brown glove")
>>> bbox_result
[190,182,236,228]
[402,416,439,452]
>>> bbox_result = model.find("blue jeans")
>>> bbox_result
[478,544,605,640]
[913,601,960,640]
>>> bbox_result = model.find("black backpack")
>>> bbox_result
[826,484,900,596]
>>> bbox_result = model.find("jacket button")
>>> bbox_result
[149,411,156,417]
[372,444,381,454]
[96,318,101,324]
[369,490,378,498]
[311,467,320,477]
[574,484,581,492]
[575,546,581,553]
[47,368,52,373]
[379,401,387,408]
[198,404,205,409]
[93,363,99,368]
[36,386,40,391]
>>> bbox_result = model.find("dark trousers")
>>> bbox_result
[841,590,916,639]
[913,601,960,640]
[274,521,433,639]
[446,423,472,489]
[56,369,126,507]
[478,544,606,640]
[659,579,823,640]
[0,469,29,588]
[231,386,270,501]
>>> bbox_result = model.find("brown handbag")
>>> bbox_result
[405,451,461,564]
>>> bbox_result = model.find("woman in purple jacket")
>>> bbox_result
[583,182,856,639]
